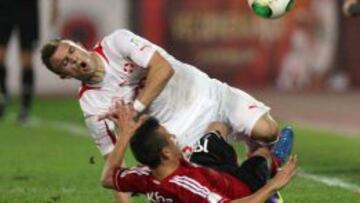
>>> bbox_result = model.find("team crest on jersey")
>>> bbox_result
[130,38,141,47]
[147,192,173,203]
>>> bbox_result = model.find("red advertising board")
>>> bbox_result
[135,0,343,88]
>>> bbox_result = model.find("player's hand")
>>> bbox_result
[99,101,146,138]
[269,155,298,190]
[97,100,126,122]
[343,0,358,16]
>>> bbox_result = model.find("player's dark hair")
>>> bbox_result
[130,117,169,168]
[40,39,61,74]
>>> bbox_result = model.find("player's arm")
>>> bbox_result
[134,51,174,113]
[230,155,298,203]
[100,101,145,189]
[110,29,174,115]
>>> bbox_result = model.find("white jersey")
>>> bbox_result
[80,29,270,155]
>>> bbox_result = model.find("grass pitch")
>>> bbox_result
[0,98,359,202]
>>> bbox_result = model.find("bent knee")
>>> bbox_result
[251,114,279,143]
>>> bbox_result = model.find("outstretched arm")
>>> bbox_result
[100,101,145,189]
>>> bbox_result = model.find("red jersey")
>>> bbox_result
[113,159,252,203]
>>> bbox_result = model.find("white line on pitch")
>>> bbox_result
[31,115,89,137]
[5,113,89,138]
[299,171,360,192]
[32,116,89,137]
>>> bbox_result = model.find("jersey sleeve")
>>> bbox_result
[169,177,231,203]
[108,29,157,68]
[113,166,152,193]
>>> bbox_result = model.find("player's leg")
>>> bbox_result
[190,129,239,175]
[190,130,276,193]
[190,123,293,203]
[272,126,294,165]
[221,85,279,146]
[17,0,39,123]
[0,46,7,118]
[232,147,273,193]
[0,20,13,118]
[250,112,279,144]
[221,86,285,201]
[18,50,34,123]
[238,127,295,203]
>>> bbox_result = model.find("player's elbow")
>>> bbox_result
[149,52,174,80]
[163,62,174,80]
[100,170,115,189]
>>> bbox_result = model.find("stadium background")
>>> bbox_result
[1,0,360,202]
[5,0,360,94]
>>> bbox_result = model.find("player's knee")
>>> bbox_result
[256,124,279,143]
[251,115,279,143]
[21,51,33,67]
[206,122,230,138]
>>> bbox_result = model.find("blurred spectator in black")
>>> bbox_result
[0,0,58,123]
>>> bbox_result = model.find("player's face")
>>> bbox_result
[50,41,96,81]
[159,127,182,158]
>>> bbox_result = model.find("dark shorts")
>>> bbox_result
[0,0,39,50]
[190,132,270,192]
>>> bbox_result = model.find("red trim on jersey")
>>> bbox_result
[78,84,100,98]
[93,43,109,64]
[248,105,258,110]
[182,146,193,154]
[104,121,117,144]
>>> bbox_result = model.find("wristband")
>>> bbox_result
[133,99,146,113]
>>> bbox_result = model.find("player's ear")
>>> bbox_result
[161,147,172,159]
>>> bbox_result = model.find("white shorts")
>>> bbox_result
[218,84,271,139]
[165,83,271,154]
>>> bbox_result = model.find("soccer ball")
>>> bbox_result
[248,0,295,19]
